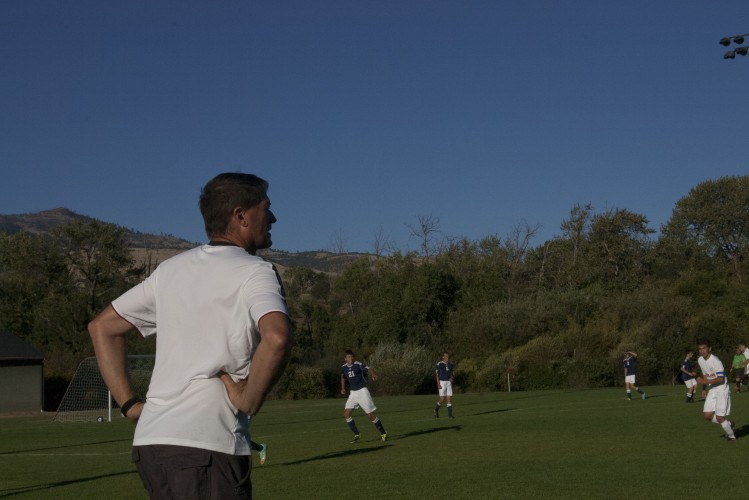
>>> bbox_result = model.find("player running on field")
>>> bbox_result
[434,352,455,418]
[340,349,387,442]
[696,339,736,441]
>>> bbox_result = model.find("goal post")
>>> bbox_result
[53,355,155,423]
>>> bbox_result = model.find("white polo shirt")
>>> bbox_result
[112,244,288,455]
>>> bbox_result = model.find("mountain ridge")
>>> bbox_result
[0,208,367,274]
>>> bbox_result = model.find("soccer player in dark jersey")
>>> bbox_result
[623,351,646,400]
[340,350,387,442]
[680,349,697,403]
[434,352,455,418]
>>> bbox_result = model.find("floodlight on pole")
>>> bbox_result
[719,33,749,46]
[720,33,749,60]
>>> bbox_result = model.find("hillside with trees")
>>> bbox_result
[1,176,748,409]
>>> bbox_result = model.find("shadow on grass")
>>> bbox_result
[733,424,749,439]
[471,408,514,416]
[0,470,137,498]
[282,444,389,465]
[392,425,462,439]
[281,425,461,466]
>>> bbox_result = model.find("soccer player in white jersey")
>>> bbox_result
[696,339,736,441]
[434,352,455,418]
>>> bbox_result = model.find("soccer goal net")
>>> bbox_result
[53,355,155,423]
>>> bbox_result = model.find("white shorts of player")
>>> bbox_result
[345,387,377,414]
[438,380,453,397]
[683,378,697,389]
[625,375,636,384]
[704,386,731,416]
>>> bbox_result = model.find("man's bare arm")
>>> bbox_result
[88,305,143,421]
[220,311,292,416]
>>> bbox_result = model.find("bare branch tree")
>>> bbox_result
[504,220,541,266]
[328,230,348,254]
[503,220,541,303]
[371,225,394,257]
[407,215,441,257]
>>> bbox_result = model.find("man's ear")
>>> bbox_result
[233,206,249,227]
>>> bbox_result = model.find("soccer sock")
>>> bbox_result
[636,387,643,394]
[447,404,453,417]
[711,415,719,424]
[626,390,632,398]
[372,417,386,434]
[434,403,441,414]
[721,419,735,438]
[346,418,359,435]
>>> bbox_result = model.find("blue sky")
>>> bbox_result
[2,1,747,253]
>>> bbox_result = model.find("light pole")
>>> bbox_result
[721,34,749,59]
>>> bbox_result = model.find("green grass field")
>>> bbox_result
[2,385,747,499]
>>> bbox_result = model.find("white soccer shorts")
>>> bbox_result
[438,380,453,397]
[703,387,731,417]
[345,387,377,414]
[625,375,636,384]
[683,378,697,389]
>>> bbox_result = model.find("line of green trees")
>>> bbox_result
[1,176,748,408]
[277,175,749,397]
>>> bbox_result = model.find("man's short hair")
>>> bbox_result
[697,338,710,348]
[345,349,354,356]
[199,173,269,238]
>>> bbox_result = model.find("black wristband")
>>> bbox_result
[120,397,142,417]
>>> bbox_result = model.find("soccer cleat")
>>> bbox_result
[641,393,646,400]
[350,434,361,443]
[380,433,387,442]
[258,443,267,465]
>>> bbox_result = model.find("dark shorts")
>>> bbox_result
[132,445,251,500]
[735,368,745,382]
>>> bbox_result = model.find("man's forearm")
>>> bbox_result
[88,305,137,407]
[236,327,291,416]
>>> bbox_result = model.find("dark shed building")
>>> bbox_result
[0,331,44,412]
